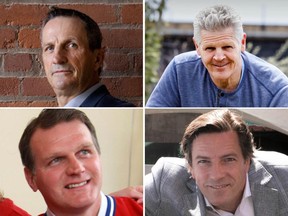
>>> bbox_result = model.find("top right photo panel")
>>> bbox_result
[145,0,288,107]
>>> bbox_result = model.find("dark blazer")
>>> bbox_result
[80,85,135,107]
[145,151,288,216]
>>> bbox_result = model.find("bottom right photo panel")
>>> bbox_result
[145,108,288,216]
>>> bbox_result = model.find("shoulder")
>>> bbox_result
[147,157,191,187]
[254,151,288,166]
[242,52,288,83]
[173,51,202,65]
[252,151,288,177]
[81,85,135,107]
[151,157,188,174]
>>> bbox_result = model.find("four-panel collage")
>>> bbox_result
[0,0,288,216]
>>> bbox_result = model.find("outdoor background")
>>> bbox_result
[0,108,143,215]
[0,0,143,107]
[145,0,288,102]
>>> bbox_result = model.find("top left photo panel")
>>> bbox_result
[0,1,143,107]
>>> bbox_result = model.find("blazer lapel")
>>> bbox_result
[183,177,206,216]
[249,159,279,216]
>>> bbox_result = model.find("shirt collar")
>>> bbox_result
[97,191,107,216]
[64,83,102,107]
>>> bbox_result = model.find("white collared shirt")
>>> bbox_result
[64,83,102,107]
[205,174,254,216]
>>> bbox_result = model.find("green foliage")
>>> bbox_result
[145,0,166,102]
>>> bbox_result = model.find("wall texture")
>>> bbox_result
[0,0,143,106]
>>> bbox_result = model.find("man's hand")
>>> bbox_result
[109,185,143,204]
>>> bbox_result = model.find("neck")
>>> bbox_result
[47,195,101,216]
[214,69,241,92]
[216,79,239,92]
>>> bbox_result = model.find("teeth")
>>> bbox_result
[67,181,87,189]
[211,184,228,189]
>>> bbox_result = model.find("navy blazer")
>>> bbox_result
[80,85,135,107]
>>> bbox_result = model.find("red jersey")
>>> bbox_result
[38,195,143,216]
[0,198,30,216]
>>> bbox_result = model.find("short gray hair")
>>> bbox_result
[193,5,244,44]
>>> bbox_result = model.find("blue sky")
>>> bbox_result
[161,0,288,25]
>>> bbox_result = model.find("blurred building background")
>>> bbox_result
[145,0,288,100]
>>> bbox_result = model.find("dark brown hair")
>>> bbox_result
[180,109,255,166]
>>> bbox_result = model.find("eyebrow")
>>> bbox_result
[194,153,239,160]
[43,143,95,162]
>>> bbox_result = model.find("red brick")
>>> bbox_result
[0,78,19,96]
[4,5,48,26]
[0,101,57,107]
[104,53,129,71]
[4,54,32,72]
[22,77,54,96]
[133,53,143,73]
[102,77,142,97]
[122,4,143,24]
[61,4,117,24]
[102,29,142,48]
[0,5,6,25]
[0,28,16,49]
[19,28,41,49]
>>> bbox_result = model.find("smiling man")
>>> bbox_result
[41,7,135,107]
[146,5,288,107]
[145,109,288,216]
[19,109,142,216]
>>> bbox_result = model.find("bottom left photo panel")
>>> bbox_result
[0,108,143,216]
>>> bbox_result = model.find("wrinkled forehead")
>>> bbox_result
[41,16,87,41]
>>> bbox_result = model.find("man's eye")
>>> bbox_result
[44,46,54,52]
[80,149,90,156]
[68,43,78,49]
[49,157,62,166]
[198,160,210,164]
[205,47,215,51]
[223,46,233,49]
[224,157,236,163]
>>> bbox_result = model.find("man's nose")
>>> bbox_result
[210,163,225,180]
[66,157,85,175]
[213,48,225,61]
[52,47,68,64]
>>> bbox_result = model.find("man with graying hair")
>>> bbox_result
[145,109,288,215]
[41,7,135,107]
[146,5,288,107]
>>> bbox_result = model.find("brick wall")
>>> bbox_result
[0,0,143,107]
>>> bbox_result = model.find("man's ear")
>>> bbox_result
[189,164,195,179]
[24,167,38,192]
[241,33,247,52]
[93,47,105,77]
[193,37,201,56]
[94,47,105,67]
